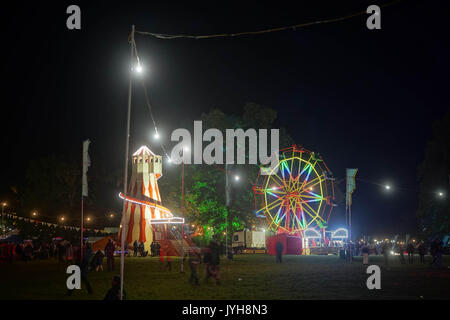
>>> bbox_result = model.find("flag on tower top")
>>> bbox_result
[82,139,91,197]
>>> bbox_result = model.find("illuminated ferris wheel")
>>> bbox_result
[253,145,335,235]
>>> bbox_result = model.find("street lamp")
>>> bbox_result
[437,191,445,198]
[385,185,391,190]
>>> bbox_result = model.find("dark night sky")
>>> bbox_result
[1,0,449,237]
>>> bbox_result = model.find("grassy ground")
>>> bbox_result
[0,254,449,300]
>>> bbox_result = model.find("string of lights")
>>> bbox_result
[134,0,403,40]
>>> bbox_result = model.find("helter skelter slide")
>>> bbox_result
[118,146,190,255]
[253,145,336,254]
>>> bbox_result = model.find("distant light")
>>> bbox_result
[135,65,142,73]
[1,202,6,207]
[183,146,189,152]
[32,212,37,216]
[167,157,172,163]
[390,251,394,255]
[110,214,114,218]
[154,130,160,140]
[87,217,91,221]
[438,192,444,197]
[191,224,195,228]
[385,185,391,190]
[234,175,240,181]
[61,217,65,221]
[262,229,265,232]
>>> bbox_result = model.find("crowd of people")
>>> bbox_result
[342,239,445,268]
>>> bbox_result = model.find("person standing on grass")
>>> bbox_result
[93,249,104,271]
[104,275,126,300]
[436,240,443,268]
[66,243,73,266]
[104,238,115,271]
[406,241,415,264]
[57,242,65,265]
[382,241,390,266]
[275,241,284,263]
[430,240,438,267]
[397,244,406,265]
[133,240,138,257]
[418,241,426,264]
[362,243,370,266]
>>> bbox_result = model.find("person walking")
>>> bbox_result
[418,241,426,264]
[204,241,220,284]
[275,241,284,263]
[407,242,415,264]
[67,242,93,295]
[104,239,115,271]
[104,275,126,300]
[188,247,201,285]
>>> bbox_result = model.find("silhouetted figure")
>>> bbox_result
[382,241,390,266]
[407,242,415,264]
[188,247,201,285]
[104,239,115,271]
[133,240,138,257]
[275,241,284,263]
[104,275,126,300]
[418,241,426,264]
[397,244,406,264]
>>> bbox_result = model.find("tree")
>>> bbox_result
[160,102,295,242]
[417,110,450,238]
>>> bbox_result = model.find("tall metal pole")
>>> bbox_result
[180,150,185,273]
[120,24,135,300]
[225,164,230,257]
[80,142,84,262]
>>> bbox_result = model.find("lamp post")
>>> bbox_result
[119,24,135,301]
[180,146,188,273]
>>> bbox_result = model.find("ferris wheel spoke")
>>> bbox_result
[300,201,321,221]
[262,197,284,213]
[269,170,288,190]
[301,175,324,191]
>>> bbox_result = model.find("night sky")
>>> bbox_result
[2,0,449,238]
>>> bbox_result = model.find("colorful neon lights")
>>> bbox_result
[253,146,334,234]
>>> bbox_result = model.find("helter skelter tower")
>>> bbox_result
[118,146,184,252]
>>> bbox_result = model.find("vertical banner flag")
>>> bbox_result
[82,139,91,197]
[346,168,358,208]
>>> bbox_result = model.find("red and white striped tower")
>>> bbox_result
[119,146,164,253]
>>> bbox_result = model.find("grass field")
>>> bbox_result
[1,254,449,300]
